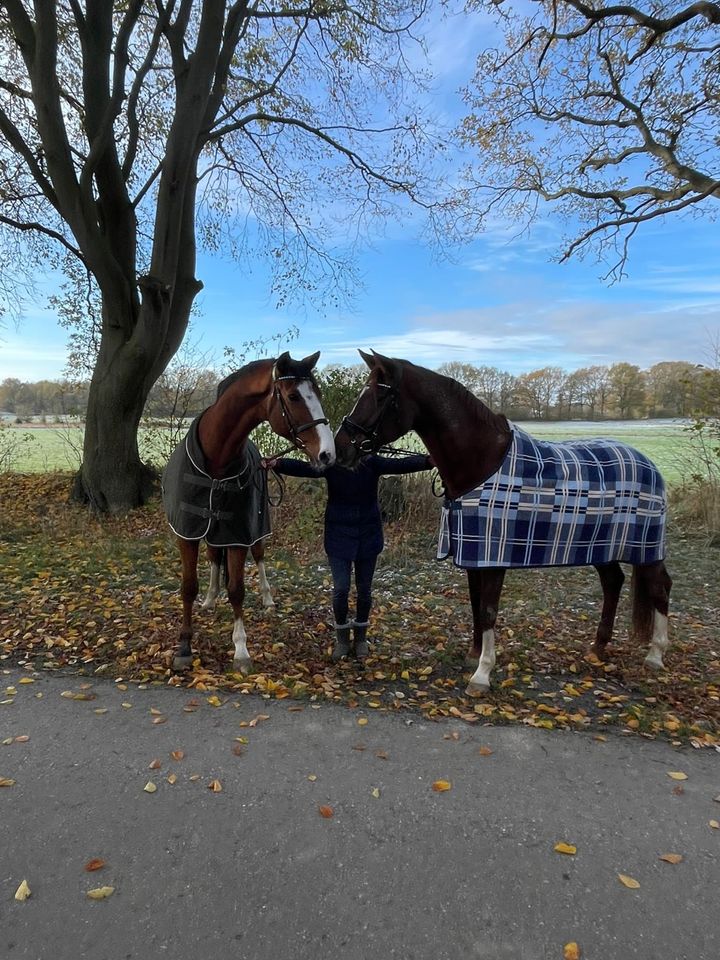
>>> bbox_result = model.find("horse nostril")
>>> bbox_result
[319,450,331,464]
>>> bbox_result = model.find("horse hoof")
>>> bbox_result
[465,681,490,698]
[234,657,253,675]
[644,654,665,671]
[263,599,276,610]
[173,655,193,672]
[200,601,216,613]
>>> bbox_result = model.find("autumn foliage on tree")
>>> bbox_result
[0,0,437,512]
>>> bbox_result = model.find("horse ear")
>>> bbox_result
[358,349,376,369]
[368,351,399,385]
[300,350,320,371]
[273,351,291,378]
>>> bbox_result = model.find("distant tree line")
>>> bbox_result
[1,359,716,423]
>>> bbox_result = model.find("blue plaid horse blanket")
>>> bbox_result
[437,425,666,568]
[162,416,271,548]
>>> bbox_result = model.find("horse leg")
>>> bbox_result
[200,545,222,611]
[226,546,252,673]
[174,538,200,671]
[590,561,625,662]
[465,567,505,696]
[632,560,673,670]
[250,540,275,609]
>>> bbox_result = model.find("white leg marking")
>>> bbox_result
[255,559,275,608]
[232,616,251,672]
[466,629,496,695]
[298,381,336,466]
[644,612,669,670]
[201,561,221,611]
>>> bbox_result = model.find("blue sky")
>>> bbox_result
[1,7,718,382]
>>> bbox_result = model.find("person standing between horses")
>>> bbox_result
[264,453,433,660]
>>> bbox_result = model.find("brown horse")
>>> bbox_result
[335,351,672,696]
[162,352,335,672]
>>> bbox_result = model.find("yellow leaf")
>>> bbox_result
[307,774,317,782]
[208,779,222,792]
[18,678,34,685]
[659,854,683,864]
[143,781,157,793]
[667,772,688,781]
[554,842,577,856]
[371,787,380,798]
[357,717,368,726]
[14,879,31,901]
[431,780,452,792]
[0,777,16,787]
[166,774,177,785]
[121,702,132,709]
[618,874,640,889]
[86,886,115,900]
[150,708,163,716]
[710,820,720,830]
[563,943,580,960]
[207,696,222,707]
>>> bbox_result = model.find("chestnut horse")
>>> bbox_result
[335,351,672,696]
[162,352,335,671]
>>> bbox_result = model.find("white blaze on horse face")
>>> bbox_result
[644,612,669,670]
[467,629,496,694]
[297,380,335,466]
[201,560,221,611]
[232,615,250,669]
[255,559,274,608]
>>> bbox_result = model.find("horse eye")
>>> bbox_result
[288,391,301,402]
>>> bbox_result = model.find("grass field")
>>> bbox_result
[0,418,696,483]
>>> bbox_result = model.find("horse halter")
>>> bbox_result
[340,382,398,455]
[272,373,329,453]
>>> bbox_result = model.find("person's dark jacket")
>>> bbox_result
[273,454,431,560]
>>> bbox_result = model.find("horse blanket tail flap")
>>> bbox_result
[437,425,667,569]
[162,417,271,547]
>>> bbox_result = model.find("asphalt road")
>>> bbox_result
[1,668,718,960]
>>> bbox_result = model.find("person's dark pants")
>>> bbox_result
[327,554,378,625]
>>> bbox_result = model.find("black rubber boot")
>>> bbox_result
[352,620,370,660]
[331,622,353,661]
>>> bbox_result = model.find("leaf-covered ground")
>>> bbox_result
[0,473,718,746]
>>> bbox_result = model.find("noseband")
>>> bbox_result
[272,374,329,454]
[340,383,398,455]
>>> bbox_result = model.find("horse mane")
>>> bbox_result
[216,359,272,400]
[407,361,510,434]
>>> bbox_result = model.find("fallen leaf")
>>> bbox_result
[0,777,16,787]
[659,854,683,864]
[189,774,200,782]
[617,874,640,889]
[86,886,115,900]
[231,744,244,757]
[307,774,317,782]
[710,820,720,830]
[143,781,157,793]
[667,771,688,781]
[170,750,184,761]
[357,717,368,726]
[554,842,577,856]
[371,787,380,799]
[672,785,685,796]
[166,774,177,785]
[18,678,34,685]
[148,758,161,770]
[150,708,163,716]
[375,750,389,760]
[319,805,334,818]
[14,879,31,901]
[13,735,30,743]
[478,746,493,756]
[593,735,607,742]
[208,779,222,792]
[563,944,580,960]
[84,858,106,872]
[431,780,452,792]
[152,716,167,725]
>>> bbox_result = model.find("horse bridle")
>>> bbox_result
[340,382,398,455]
[271,373,329,456]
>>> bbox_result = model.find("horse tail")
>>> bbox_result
[220,548,228,589]
[631,567,654,642]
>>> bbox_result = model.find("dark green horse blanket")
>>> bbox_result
[162,416,271,547]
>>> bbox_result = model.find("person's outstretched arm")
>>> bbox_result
[263,456,325,479]
[370,453,433,476]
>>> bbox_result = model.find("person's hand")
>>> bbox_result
[261,457,279,470]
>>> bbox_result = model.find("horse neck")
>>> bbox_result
[198,365,272,476]
[409,367,511,499]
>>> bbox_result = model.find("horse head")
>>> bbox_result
[335,349,415,467]
[268,351,336,467]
